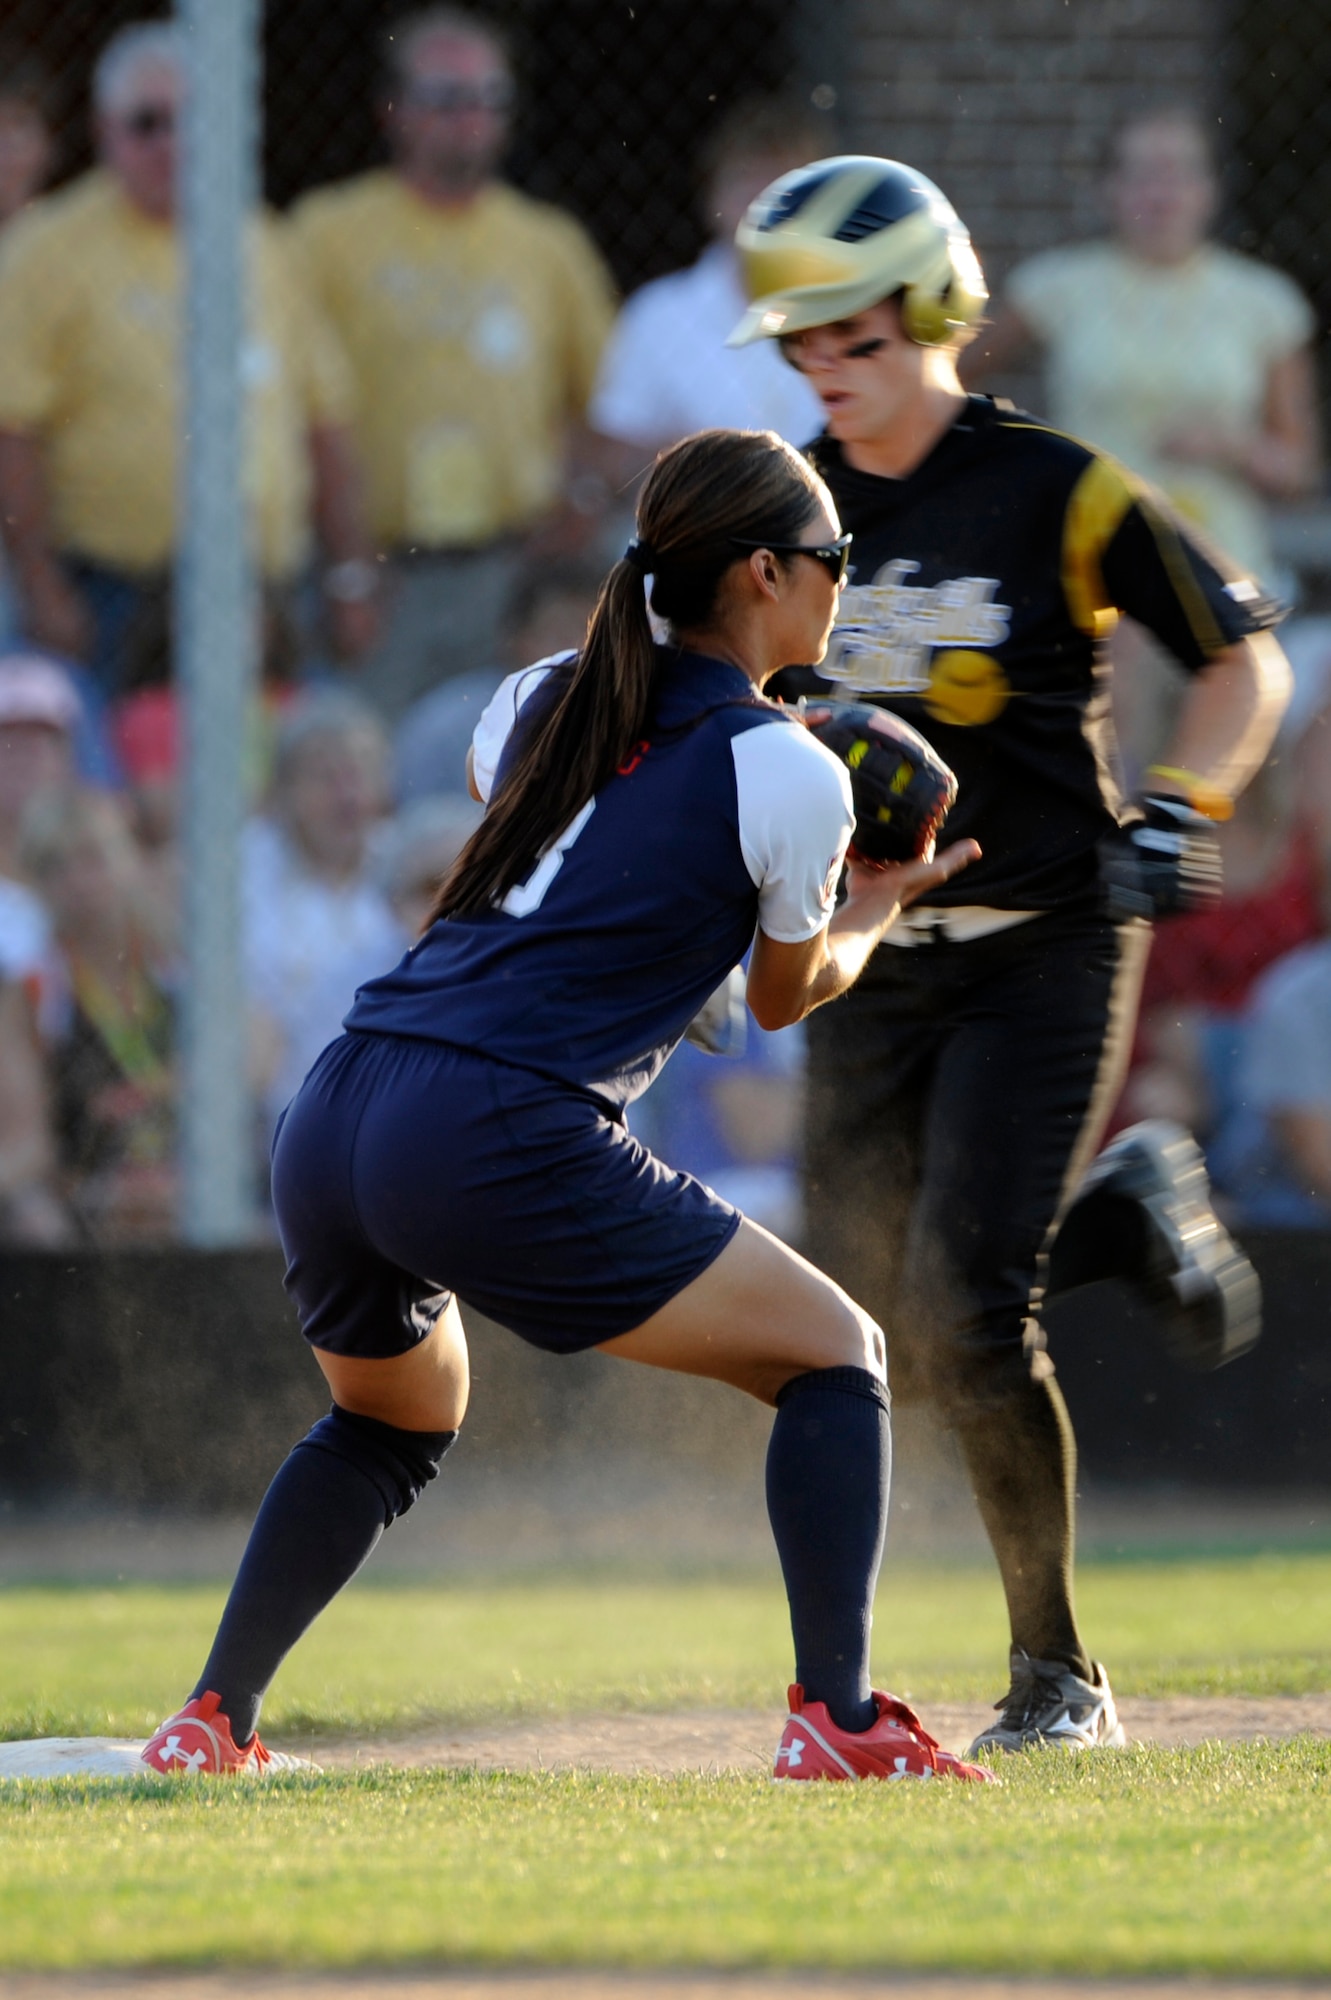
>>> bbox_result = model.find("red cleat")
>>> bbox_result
[139,1690,304,1777]
[773,1684,994,1783]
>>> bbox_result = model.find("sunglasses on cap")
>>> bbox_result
[404,74,514,114]
[123,104,175,139]
[730,532,853,585]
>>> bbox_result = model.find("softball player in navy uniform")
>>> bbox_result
[141,428,991,1785]
[729,158,1292,1754]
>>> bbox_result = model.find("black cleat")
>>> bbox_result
[1051,1119,1261,1371]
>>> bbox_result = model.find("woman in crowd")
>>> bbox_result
[20,787,177,1245]
[965,105,1320,777]
[970,105,1320,586]
[139,426,990,1786]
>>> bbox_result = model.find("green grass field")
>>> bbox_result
[1,1553,1329,1976]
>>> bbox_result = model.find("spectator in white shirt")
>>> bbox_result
[244,693,405,1141]
[589,96,829,471]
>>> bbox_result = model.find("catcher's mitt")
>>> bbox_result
[804,701,958,863]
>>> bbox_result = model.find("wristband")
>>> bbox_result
[1143,765,1234,823]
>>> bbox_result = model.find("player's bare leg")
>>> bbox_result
[599,1213,883,1402]
[599,1219,989,1780]
[314,1299,470,1432]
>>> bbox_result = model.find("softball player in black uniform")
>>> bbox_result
[141,428,990,1786]
[729,157,1292,1754]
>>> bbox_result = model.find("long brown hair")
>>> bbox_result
[430,428,829,922]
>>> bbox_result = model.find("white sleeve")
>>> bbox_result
[469,655,571,803]
[731,723,854,943]
[587,288,677,447]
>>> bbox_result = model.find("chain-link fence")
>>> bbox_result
[0,0,1325,1251]
[0,1,1323,352]
[1228,0,1331,412]
[1,0,1326,404]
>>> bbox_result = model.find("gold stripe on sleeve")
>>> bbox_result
[1060,455,1136,638]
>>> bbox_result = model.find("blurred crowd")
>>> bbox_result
[0,10,1325,1246]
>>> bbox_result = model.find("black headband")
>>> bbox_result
[623,539,655,572]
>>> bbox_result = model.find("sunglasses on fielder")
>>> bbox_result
[730,532,853,585]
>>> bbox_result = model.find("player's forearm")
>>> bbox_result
[1154,633,1292,806]
[752,904,904,1029]
[813,906,905,1007]
[748,847,980,1029]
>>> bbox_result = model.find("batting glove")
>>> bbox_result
[1099,794,1223,921]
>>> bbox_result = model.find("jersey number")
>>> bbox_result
[500,799,596,917]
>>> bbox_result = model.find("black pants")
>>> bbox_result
[805,908,1151,1417]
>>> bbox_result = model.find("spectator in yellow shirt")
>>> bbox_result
[0,22,377,697]
[292,6,617,721]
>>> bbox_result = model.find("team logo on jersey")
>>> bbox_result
[924,649,1011,727]
[826,559,1013,725]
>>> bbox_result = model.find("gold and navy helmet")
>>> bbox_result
[727,154,988,349]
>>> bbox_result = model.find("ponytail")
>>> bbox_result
[429,557,658,921]
[428,427,830,925]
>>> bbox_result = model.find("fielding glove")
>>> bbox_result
[803,700,958,864]
[1099,794,1223,921]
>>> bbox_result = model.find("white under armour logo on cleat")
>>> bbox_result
[776,1737,805,1769]
[158,1734,208,1771]
[888,1756,931,1780]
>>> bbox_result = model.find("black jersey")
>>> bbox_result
[809,395,1282,910]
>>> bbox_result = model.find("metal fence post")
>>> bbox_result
[176,0,261,1244]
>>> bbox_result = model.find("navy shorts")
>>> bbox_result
[271,1031,741,1359]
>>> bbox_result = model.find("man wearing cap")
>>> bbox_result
[291,7,616,721]
[0,21,375,696]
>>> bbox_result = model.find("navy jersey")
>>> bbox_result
[808,397,1283,910]
[346,648,853,1111]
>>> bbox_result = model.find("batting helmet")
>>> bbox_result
[727,155,988,349]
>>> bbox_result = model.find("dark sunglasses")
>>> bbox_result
[405,75,514,114]
[731,532,853,585]
[123,105,175,139]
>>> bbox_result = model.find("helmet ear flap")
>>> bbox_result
[898,284,952,347]
[899,268,988,347]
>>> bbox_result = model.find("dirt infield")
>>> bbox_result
[315,1694,1331,1775]
[1,1972,1329,1999]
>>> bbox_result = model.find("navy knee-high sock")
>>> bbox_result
[765,1366,891,1734]
[192,1406,456,1746]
